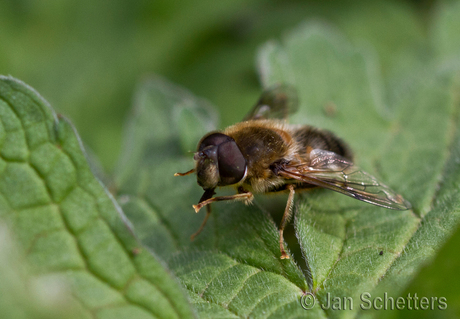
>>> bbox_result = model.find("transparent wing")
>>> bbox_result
[244,84,298,121]
[279,149,411,210]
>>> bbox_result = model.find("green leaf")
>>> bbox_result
[0,76,196,319]
[385,3,460,318]
[0,222,89,319]
[4,2,460,318]
[386,131,460,319]
[114,76,311,317]
[258,20,460,318]
[115,17,460,319]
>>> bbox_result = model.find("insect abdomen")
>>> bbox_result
[292,126,353,160]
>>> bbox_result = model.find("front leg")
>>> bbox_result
[190,205,212,240]
[190,187,253,240]
[193,187,254,213]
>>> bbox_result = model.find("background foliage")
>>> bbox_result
[0,0,441,171]
[1,0,460,318]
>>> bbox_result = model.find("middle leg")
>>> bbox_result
[279,184,295,259]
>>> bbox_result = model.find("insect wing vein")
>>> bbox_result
[280,149,411,210]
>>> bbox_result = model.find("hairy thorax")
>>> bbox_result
[223,120,298,193]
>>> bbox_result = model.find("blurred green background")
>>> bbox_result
[1,0,460,317]
[0,0,436,172]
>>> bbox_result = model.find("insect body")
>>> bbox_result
[175,85,411,259]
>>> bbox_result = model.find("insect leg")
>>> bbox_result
[193,190,253,213]
[190,188,253,240]
[190,205,212,240]
[279,184,295,259]
[174,169,195,176]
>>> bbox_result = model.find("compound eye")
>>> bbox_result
[198,133,233,151]
[217,140,246,185]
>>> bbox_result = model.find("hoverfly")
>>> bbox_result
[175,85,411,259]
